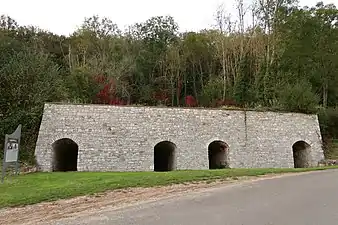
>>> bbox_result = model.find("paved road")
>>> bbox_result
[54,170,338,225]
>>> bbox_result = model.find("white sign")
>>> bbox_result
[5,138,19,162]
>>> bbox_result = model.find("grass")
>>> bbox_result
[325,139,338,159]
[0,167,337,208]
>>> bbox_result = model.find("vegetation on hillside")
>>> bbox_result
[1,0,338,163]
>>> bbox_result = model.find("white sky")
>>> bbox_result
[0,0,337,35]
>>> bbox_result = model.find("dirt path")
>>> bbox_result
[0,172,315,225]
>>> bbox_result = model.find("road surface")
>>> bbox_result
[53,169,338,225]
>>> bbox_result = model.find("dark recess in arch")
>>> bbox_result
[208,141,229,169]
[292,141,311,168]
[52,138,79,172]
[154,141,176,172]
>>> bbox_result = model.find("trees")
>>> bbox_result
[0,40,66,162]
[275,2,338,110]
[2,1,338,162]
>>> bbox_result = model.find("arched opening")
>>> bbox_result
[154,141,176,172]
[208,141,229,169]
[52,138,79,172]
[292,141,311,168]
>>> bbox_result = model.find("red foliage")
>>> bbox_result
[93,73,243,108]
[185,95,197,107]
[108,98,127,105]
[94,74,126,105]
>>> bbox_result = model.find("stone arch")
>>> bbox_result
[154,141,176,172]
[292,141,311,168]
[208,140,229,169]
[52,138,79,172]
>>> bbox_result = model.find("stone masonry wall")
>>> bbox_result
[34,103,324,172]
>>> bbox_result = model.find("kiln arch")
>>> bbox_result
[154,141,176,172]
[208,140,229,169]
[52,138,79,172]
[292,140,311,168]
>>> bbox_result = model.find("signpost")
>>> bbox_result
[2,125,22,183]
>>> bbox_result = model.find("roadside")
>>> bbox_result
[0,172,321,225]
[1,167,334,209]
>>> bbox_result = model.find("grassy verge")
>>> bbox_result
[0,167,337,208]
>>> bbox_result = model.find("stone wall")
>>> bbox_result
[34,103,325,172]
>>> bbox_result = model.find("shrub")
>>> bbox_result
[276,80,319,114]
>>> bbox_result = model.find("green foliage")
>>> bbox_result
[276,80,320,113]
[199,77,224,106]
[64,67,100,103]
[0,47,66,163]
[318,108,338,158]
[318,108,338,138]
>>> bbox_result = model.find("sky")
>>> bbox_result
[0,0,337,35]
